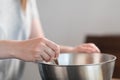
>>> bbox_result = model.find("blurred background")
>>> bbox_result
[21,0,120,80]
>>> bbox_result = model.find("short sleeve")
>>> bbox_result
[29,0,39,19]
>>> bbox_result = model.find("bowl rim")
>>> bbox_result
[38,53,117,67]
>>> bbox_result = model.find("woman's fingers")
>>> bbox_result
[84,43,100,53]
[36,38,60,62]
[43,38,60,58]
[40,51,51,62]
[74,43,100,53]
[81,47,99,53]
[44,46,55,59]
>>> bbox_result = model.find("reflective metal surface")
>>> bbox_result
[0,59,25,80]
[38,53,116,80]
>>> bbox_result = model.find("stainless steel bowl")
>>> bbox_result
[38,53,116,80]
[0,59,25,80]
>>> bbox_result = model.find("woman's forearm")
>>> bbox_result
[0,40,18,59]
[60,45,74,53]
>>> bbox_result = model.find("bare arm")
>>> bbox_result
[0,40,16,59]
[29,18,44,39]
[60,45,74,53]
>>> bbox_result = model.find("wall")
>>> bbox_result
[21,0,120,80]
[37,0,120,46]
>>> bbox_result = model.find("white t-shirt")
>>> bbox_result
[0,0,39,40]
[0,0,39,80]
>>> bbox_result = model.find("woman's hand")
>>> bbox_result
[12,37,60,62]
[72,43,100,53]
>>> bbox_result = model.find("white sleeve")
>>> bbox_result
[30,0,40,19]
